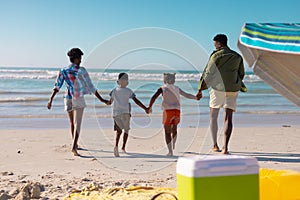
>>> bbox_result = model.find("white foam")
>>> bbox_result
[0,68,261,83]
[244,74,262,82]
[0,97,47,103]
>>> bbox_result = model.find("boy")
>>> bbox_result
[148,73,198,156]
[108,73,147,157]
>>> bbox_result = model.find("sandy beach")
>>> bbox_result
[1,1,300,199]
[0,121,299,199]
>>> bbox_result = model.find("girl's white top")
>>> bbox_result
[161,84,180,110]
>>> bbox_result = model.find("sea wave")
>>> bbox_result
[243,74,262,82]
[0,90,50,95]
[0,69,57,79]
[0,97,49,103]
[240,110,300,115]
[93,72,261,82]
[0,69,56,74]
[0,68,261,82]
[0,90,112,96]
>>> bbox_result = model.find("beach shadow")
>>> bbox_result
[80,149,179,159]
[181,151,201,155]
[180,151,223,156]
[77,147,88,151]
[79,155,96,159]
[125,152,178,159]
[145,159,178,163]
[232,151,300,163]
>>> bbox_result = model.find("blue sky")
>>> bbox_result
[0,0,299,69]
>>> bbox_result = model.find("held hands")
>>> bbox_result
[196,90,202,100]
[145,107,152,114]
[101,98,111,105]
[104,99,111,105]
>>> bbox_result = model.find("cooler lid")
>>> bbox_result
[177,155,259,177]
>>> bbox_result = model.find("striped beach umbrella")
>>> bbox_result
[238,23,300,107]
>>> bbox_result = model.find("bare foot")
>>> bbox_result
[166,152,173,157]
[114,147,120,157]
[72,149,81,156]
[211,145,220,152]
[221,149,229,154]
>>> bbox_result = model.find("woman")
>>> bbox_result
[47,48,108,156]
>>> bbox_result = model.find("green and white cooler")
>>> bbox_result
[177,155,259,200]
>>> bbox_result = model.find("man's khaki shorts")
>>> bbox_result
[209,89,238,111]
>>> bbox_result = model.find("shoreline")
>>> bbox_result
[0,112,299,130]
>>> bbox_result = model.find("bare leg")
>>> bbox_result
[210,107,220,151]
[121,132,128,153]
[68,111,80,149]
[171,125,177,150]
[164,125,173,156]
[222,108,233,154]
[71,108,84,156]
[67,111,75,138]
[72,131,80,156]
[114,130,122,157]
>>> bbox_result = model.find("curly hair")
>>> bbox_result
[67,48,84,63]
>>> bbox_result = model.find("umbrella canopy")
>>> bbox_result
[238,23,300,107]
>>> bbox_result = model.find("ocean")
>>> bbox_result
[0,66,299,129]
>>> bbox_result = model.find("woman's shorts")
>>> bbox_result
[163,109,180,126]
[113,113,131,132]
[209,89,238,111]
[64,96,86,112]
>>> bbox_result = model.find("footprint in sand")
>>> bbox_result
[53,144,70,153]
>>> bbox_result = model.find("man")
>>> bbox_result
[196,34,245,154]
